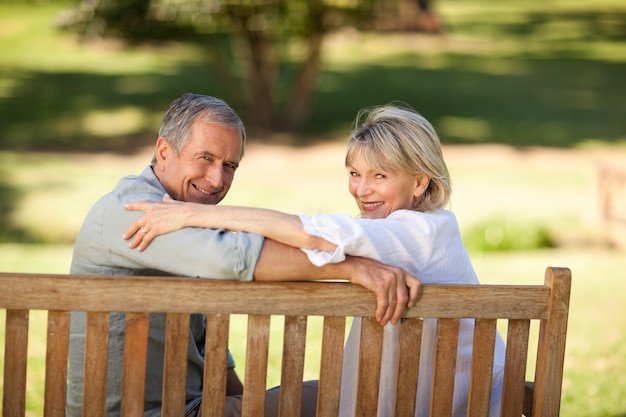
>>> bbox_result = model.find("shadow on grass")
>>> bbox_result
[303,56,626,147]
[1,55,624,152]
[0,178,37,243]
[0,64,228,153]
[450,9,626,43]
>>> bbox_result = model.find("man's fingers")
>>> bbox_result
[375,294,388,325]
[390,289,408,325]
[407,277,422,308]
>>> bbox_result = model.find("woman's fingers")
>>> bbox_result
[135,227,155,252]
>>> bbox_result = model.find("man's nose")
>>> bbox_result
[205,164,225,189]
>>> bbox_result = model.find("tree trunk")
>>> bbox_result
[285,30,324,130]
[201,35,247,113]
[284,0,326,130]
[238,17,277,133]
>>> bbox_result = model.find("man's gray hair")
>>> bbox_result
[152,93,246,165]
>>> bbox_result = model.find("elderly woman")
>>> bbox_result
[124,104,505,417]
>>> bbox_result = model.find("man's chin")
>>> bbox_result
[190,194,223,205]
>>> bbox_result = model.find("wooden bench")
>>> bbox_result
[0,267,571,417]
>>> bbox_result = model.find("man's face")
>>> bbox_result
[154,120,242,205]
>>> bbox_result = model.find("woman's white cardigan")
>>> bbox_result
[298,209,505,417]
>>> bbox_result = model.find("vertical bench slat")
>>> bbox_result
[3,309,29,417]
[242,314,271,417]
[121,312,149,417]
[394,318,423,417]
[355,317,384,416]
[202,314,230,417]
[467,318,497,417]
[532,267,571,416]
[278,315,307,417]
[44,311,70,417]
[316,316,346,417]
[83,311,110,417]
[500,319,530,417]
[162,313,191,417]
[430,318,460,417]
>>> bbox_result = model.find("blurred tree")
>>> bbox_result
[56,0,389,133]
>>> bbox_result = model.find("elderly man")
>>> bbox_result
[67,93,419,417]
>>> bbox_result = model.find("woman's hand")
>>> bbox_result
[123,195,193,251]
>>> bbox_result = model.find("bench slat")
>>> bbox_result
[202,314,230,417]
[430,318,460,417]
[467,319,497,417]
[501,319,531,417]
[121,312,149,417]
[44,311,70,417]
[83,311,110,417]
[316,316,345,417]
[394,318,423,417]
[532,267,571,416]
[242,314,271,417]
[278,315,307,417]
[3,309,29,417]
[162,313,190,417]
[0,274,551,319]
[355,317,384,416]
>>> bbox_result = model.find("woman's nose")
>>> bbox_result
[356,178,371,196]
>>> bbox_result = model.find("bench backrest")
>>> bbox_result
[0,267,571,417]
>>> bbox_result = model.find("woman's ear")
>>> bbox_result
[414,174,431,199]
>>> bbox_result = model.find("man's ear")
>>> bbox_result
[154,137,170,167]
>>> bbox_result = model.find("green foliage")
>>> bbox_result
[56,0,377,42]
[463,217,555,252]
[53,0,385,130]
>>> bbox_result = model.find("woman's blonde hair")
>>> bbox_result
[345,103,451,211]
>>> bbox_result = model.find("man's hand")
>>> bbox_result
[343,257,421,325]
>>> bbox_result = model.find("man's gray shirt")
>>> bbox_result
[67,166,265,417]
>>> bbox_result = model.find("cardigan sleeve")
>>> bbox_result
[297,210,440,269]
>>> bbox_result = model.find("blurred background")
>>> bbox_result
[0,0,625,415]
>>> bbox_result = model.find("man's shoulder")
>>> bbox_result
[115,167,166,204]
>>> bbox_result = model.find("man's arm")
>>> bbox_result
[253,239,421,326]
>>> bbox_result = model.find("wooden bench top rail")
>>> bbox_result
[1,267,571,417]
[0,273,550,319]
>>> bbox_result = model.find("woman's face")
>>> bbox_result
[347,151,428,219]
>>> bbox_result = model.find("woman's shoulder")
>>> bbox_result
[388,208,456,221]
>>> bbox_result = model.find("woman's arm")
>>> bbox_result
[123,196,337,253]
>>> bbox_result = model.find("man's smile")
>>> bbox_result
[193,183,221,195]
